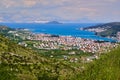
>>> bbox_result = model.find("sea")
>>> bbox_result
[0,23,117,42]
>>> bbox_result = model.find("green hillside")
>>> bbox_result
[0,34,120,80]
[73,46,120,80]
[0,35,51,80]
[0,35,81,80]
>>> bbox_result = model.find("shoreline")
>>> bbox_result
[33,32,117,43]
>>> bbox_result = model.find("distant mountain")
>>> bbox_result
[46,21,62,24]
[83,22,120,37]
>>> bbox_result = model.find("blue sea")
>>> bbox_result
[0,23,117,42]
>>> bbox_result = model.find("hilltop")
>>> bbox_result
[83,22,120,37]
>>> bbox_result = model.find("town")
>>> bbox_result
[7,28,118,54]
[5,28,119,62]
[27,33,118,53]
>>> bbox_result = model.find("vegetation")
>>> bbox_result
[0,35,82,80]
[0,25,120,80]
[84,22,120,37]
[74,46,120,80]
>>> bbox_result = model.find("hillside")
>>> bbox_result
[0,25,120,80]
[0,35,51,80]
[84,22,120,37]
[0,25,32,42]
[0,32,120,80]
[1,34,120,80]
[0,35,82,80]
[0,25,14,35]
[74,45,120,80]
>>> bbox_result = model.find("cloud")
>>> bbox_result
[1,0,17,8]
[0,16,4,22]
[0,0,120,22]
[22,0,37,7]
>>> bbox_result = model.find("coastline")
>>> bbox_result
[0,23,117,42]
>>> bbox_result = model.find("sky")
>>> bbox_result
[0,0,120,23]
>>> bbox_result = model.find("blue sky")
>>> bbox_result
[0,0,120,23]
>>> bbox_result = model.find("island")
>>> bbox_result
[46,21,62,24]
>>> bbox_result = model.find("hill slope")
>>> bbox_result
[84,22,120,37]
[74,46,120,80]
[0,35,78,80]
[0,35,51,80]
[1,34,120,80]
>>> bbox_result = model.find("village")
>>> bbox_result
[28,33,118,53]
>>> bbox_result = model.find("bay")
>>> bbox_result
[0,23,116,42]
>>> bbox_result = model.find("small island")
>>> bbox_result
[46,21,62,24]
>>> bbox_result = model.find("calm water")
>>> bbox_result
[0,23,117,42]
